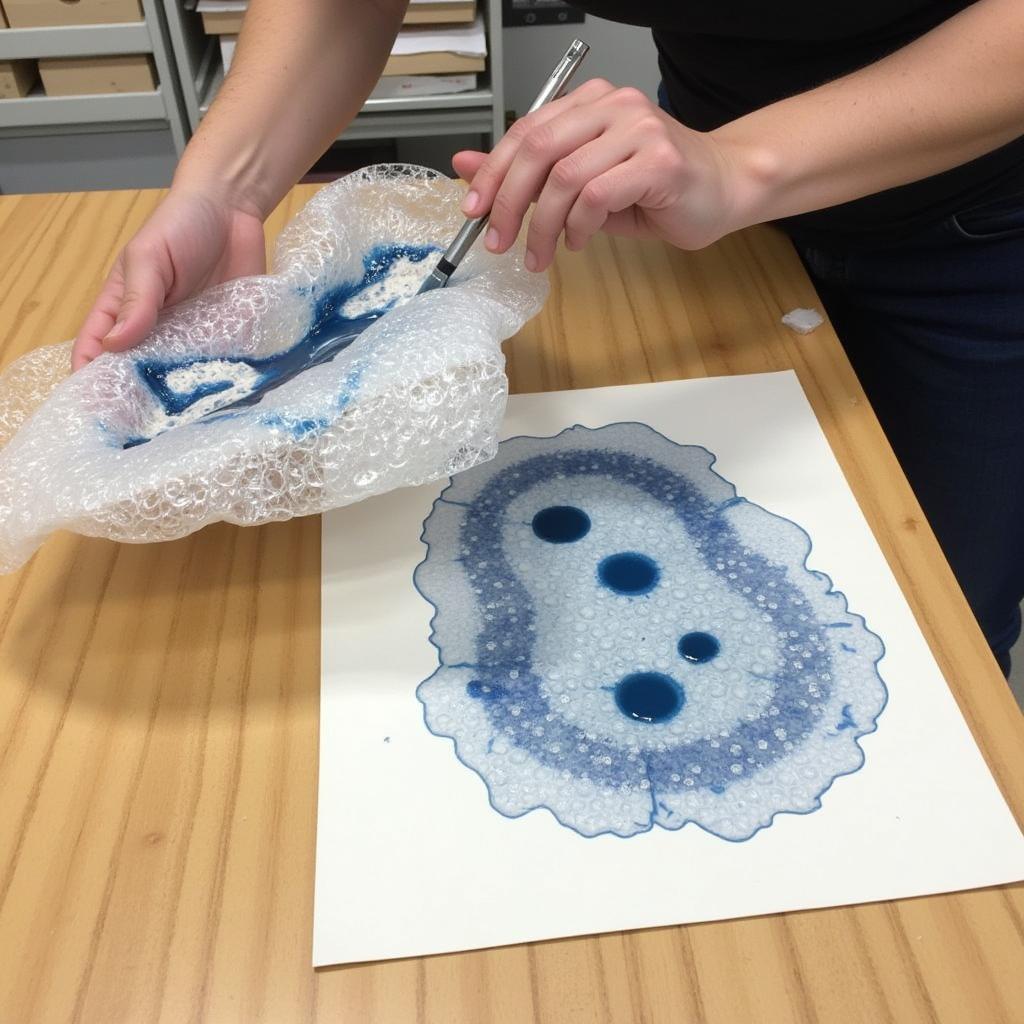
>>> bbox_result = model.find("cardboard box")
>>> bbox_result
[3,0,142,28]
[200,10,242,34]
[382,52,484,77]
[404,2,475,25]
[201,1,475,35]
[0,59,38,98]
[38,54,155,95]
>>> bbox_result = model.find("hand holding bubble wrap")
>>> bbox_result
[0,165,548,573]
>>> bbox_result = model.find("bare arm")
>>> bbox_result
[73,0,407,368]
[715,0,1024,230]
[178,0,409,217]
[454,0,1024,269]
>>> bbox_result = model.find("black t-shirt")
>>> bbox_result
[570,1,1024,239]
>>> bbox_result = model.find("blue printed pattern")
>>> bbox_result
[123,244,438,448]
[415,423,887,839]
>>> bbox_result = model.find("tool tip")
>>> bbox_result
[417,270,448,295]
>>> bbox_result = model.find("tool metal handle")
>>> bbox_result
[441,38,591,268]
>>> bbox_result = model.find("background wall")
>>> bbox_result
[0,128,177,195]
[502,14,660,119]
[398,14,660,176]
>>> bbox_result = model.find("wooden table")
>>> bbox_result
[0,185,1022,1024]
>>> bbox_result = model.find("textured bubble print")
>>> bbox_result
[415,423,887,840]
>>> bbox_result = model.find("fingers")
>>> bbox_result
[460,83,669,268]
[461,77,617,220]
[451,149,486,183]
[73,242,171,371]
[563,157,652,251]
[99,243,170,354]
[70,198,268,373]
[71,262,125,371]
[483,104,628,259]
[524,130,636,271]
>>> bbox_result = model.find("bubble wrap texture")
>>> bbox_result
[0,164,548,573]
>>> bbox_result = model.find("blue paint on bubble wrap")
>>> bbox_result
[121,243,438,448]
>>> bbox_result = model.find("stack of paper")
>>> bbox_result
[384,16,486,76]
[220,34,236,75]
[369,72,477,100]
[200,2,486,88]
[195,1,476,37]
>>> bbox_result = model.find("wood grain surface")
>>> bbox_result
[0,185,1021,1024]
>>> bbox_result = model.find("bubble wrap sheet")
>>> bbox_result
[0,165,548,573]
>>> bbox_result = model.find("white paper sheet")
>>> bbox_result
[220,35,237,74]
[197,0,466,7]
[315,371,1024,967]
[368,73,477,101]
[391,15,486,57]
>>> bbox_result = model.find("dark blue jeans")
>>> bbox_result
[786,192,1024,676]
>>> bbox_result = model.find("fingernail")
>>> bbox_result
[524,250,537,272]
[485,227,500,251]
[102,321,124,347]
[102,314,128,347]
[462,190,479,215]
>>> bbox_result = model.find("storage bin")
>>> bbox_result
[2,0,143,29]
[0,60,38,98]
[38,54,155,95]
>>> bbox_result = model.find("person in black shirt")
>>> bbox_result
[74,0,1024,676]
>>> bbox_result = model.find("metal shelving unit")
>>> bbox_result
[0,0,190,153]
[158,0,218,132]
[163,0,505,148]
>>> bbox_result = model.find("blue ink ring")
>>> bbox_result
[416,423,888,840]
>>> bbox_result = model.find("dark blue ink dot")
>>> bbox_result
[598,552,660,595]
[614,672,684,723]
[532,505,591,543]
[678,631,721,663]
[467,680,505,701]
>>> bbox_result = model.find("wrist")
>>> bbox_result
[171,130,276,221]
[707,123,787,233]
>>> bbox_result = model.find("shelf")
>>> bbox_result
[363,88,494,113]
[0,23,154,61]
[1,0,504,169]
[342,107,495,141]
[185,0,504,147]
[0,0,190,154]
[198,59,492,119]
[198,61,495,142]
[0,88,168,131]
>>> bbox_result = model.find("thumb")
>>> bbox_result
[102,247,169,353]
